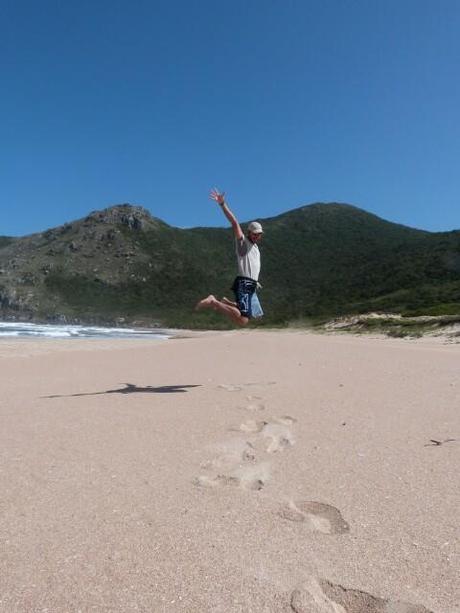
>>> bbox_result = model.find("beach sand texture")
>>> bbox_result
[0,331,458,612]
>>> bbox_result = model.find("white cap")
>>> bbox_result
[247,221,263,234]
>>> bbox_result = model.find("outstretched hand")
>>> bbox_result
[210,188,225,205]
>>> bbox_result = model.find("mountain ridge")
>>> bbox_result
[3,202,453,241]
[0,202,459,327]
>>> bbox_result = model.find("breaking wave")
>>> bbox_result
[0,322,170,340]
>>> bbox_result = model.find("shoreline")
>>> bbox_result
[3,311,460,346]
[1,325,459,360]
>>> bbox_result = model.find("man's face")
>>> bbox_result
[248,231,263,244]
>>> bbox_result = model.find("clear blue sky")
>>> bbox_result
[1,0,459,236]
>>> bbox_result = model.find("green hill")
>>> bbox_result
[0,203,459,327]
[259,204,460,320]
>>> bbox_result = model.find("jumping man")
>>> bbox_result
[195,189,264,326]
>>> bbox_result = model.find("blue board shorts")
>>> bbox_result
[231,276,264,319]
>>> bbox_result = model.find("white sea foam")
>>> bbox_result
[0,321,170,340]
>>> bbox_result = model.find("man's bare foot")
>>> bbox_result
[195,295,217,311]
[221,296,237,307]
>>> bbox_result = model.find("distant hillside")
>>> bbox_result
[0,203,459,327]
[0,237,15,249]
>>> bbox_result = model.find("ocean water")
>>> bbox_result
[0,321,170,340]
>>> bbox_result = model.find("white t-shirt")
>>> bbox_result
[235,236,261,281]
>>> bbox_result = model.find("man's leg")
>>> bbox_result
[195,295,249,326]
[195,295,217,310]
[221,296,238,307]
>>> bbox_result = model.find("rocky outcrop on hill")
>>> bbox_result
[0,204,170,322]
[85,205,155,230]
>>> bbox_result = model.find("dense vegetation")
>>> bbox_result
[1,203,459,327]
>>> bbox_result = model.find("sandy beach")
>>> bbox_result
[0,330,458,612]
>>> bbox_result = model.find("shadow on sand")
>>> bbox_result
[42,382,202,399]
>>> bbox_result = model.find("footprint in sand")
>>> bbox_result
[262,421,295,453]
[239,401,266,412]
[217,384,243,392]
[232,419,267,433]
[237,395,268,412]
[232,416,296,452]
[277,415,297,425]
[279,501,350,535]
[200,439,256,469]
[195,437,270,491]
[194,462,270,491]
[195,391,293,493]
[290,576,433,613]
[217,382,276,392]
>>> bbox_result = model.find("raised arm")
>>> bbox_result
[210,189,244,241]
